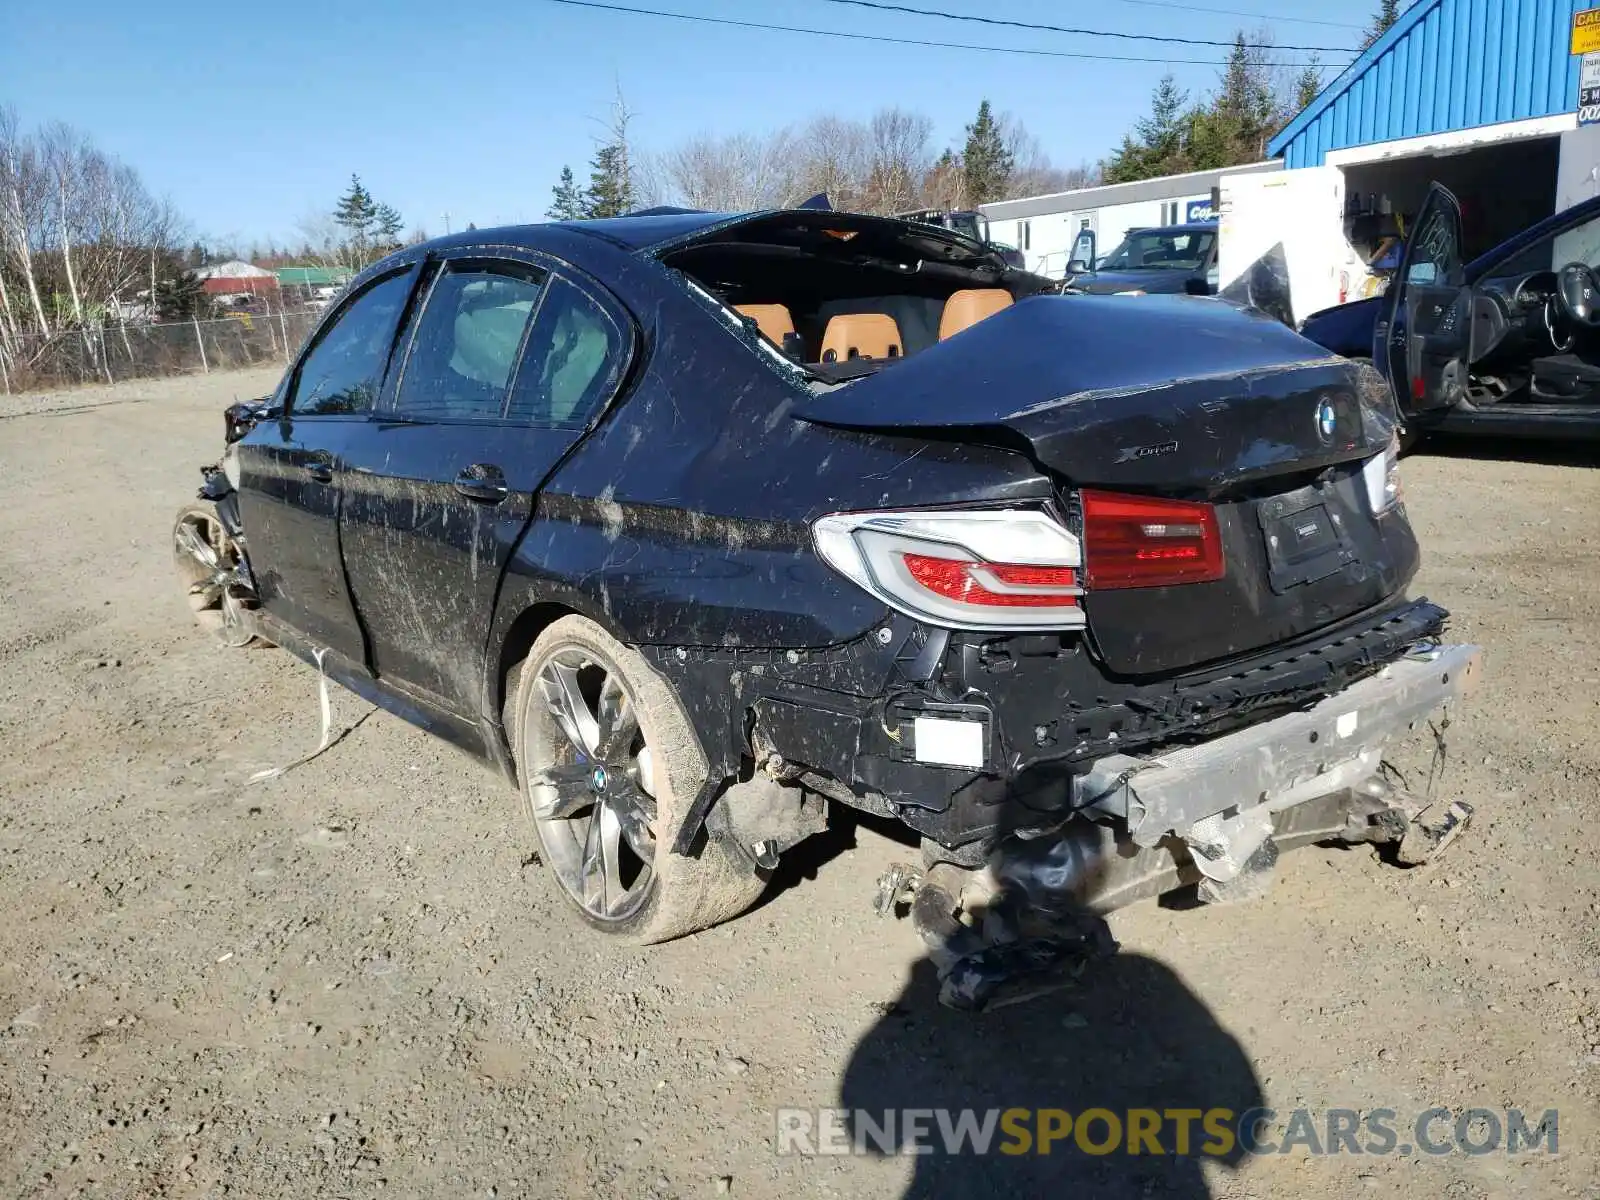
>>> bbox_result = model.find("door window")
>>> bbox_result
[505,277,625,428]
[393,265,545,420]
[1407,200,1464,289]
[289,270,414,415]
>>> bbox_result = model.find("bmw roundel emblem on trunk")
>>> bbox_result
[1315,398,1338,442]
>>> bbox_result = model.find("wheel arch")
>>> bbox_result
[482,582,638,780]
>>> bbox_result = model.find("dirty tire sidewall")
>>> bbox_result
[508,615,767,944]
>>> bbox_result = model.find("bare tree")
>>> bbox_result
[793,115,870,211]
[0,108,188,351]
[998,112,1098,200]
[0,106,51,339]
[657,128,807,212]
[861,108,933,214]
[646,105,1094,216]
[40,123,89,325]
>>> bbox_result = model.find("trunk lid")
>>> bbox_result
[794,294,1390,491]
[795,294,1415,677]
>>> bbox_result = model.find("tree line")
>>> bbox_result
[0,106,190,361]
[543,16,1418,219]
[548,93,1095,222]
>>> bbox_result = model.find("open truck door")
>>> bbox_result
[1218,166,1347,327]
[1374,184,1471,422]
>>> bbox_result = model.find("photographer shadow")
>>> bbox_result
[838,817,1264,1199]
[839,947,1261,1198]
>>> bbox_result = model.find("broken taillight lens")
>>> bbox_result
[812,508,1085,630]
[1079,489,1225,589]
[1361,433,1403,515]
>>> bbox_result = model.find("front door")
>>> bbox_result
[1377,184,1471,421]
[338,254,631,716]
[235,266,418,667]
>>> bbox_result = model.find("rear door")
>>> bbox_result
[337,252,631,715]
[235,266,417,666]
[1376,184,1471,419]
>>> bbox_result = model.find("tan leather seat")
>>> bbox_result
[734,303,796,346]
[819,313,902,363]
[938,289,1013,340]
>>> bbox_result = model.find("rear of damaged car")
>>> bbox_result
[626,215,1479,983]
[179,209,1479,1006]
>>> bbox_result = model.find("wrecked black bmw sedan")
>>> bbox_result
[175,207,1480,955]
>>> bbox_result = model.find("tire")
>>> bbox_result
[172,503,264,649]
[507,615,768,943]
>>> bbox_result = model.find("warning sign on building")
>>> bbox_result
[1582,51,1600,125]
[1573,7,1600,56]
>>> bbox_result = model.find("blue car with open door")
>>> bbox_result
[1301,183,1600,442]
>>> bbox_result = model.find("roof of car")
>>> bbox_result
[1125,223,1219,236]
[419,210,754,256]
[413,206,1012,260]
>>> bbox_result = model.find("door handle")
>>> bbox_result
[453,463,509,503]
[304,453,333,484]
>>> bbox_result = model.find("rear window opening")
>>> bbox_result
[655,211,1053,383]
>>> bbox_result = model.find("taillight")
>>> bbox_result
[812,508,1085,630]
[1361,432,1403,515]
[1079,489,1225,589]
[901,554,1079,607]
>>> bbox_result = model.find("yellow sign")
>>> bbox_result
[1573,8,1600,56]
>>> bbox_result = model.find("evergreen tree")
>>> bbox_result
[1293,57,1325,114]
[1362,0,1401,49]
[584,143,635,218]
[1105,76,1190,183]
[961,100,1013,206]
[154,269,208,322]
[1189,34,1277,168]
[374,203,404,247]
[548,166,585,220]
[334,174,378,244]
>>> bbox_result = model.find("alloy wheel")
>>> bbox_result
[526,647,659,922]
[173,509,255,648]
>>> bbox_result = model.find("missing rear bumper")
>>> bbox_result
[1074,641,1481,846]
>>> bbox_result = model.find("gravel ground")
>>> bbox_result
[1,367,1597,1199]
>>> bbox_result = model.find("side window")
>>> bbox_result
[1408,201,1464,288]
[290,270,413,416]
[393,264,545,421]
[505,277,624,428]
[1496,212,1600,277]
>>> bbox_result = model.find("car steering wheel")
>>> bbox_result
[1555,262,1600,327]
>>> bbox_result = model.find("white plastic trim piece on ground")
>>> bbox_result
[247,648,374,784]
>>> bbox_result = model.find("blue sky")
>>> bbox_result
[1,0,1372,249]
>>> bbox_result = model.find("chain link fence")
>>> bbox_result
[0,308,322,394]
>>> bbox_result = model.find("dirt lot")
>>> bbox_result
[1,366,1597,1199]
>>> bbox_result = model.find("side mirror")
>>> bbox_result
[1184,276,1210,296]
[1068,228,1096,277]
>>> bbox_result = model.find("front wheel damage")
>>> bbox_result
[874,766,1476,1014]
[173,494,262,649]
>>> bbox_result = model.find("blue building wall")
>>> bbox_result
[1270,0,1593,168]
